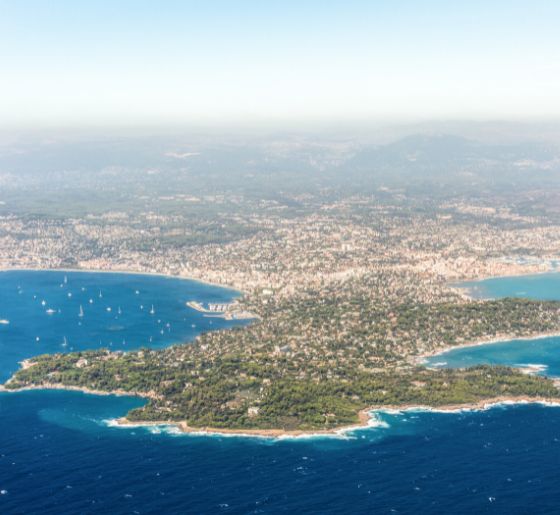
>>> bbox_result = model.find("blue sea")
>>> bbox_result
[427,273,560,376]
[2,271,560,514]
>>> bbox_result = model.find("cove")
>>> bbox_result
[427,272,560,375]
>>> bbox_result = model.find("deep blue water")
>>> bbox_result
[2,271,560,514]
[0,270,246,383]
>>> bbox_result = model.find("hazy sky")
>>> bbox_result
[1,0,559,127]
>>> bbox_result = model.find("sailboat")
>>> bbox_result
[61,336,68,347]
[117,306,122,315]
[79,305,84,317]
[150,304,155,315]
[99,290,103,299]
[64,275,68,284]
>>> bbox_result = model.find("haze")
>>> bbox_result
[2,0,560,128]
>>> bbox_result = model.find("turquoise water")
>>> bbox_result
[2,270,560,514]
[425,336,560,376]
[459,272,560,301]
[427,273,560,375]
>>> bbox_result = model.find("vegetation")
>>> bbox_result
[6,296,560,431]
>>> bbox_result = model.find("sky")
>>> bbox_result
[1,0,560,127]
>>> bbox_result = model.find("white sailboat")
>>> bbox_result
[150,304,155,315]
[79,305,84,317]
[61,336,68,347]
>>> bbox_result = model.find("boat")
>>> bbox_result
[46,308,56,315]
[61,336,68,347]
[117,306,122,315]
[41,300,46,306]
[150,305,155,315]
[79,305,84,317]
[99,290,103,298]
[64,275,68,284]
[0,319,9,325]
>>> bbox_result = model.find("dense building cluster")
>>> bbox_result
[3,191,560,430]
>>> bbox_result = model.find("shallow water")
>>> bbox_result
[459,272,560,301]
[428,273,560,375]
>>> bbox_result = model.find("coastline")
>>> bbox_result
[423,269,560,364]
[111,396,560,439]
[0,266,242,297]
[111,409,374,439]
[458,259,558,284]
[0,381,149,400]
[368,396,560,416]
[3,380,560,439]
[416,329,560,365]
[103,396,560,439]
[2,266,560,439]
[451,266,559,300]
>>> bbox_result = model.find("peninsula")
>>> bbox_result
[3,151,560,435]
[5,295,560,434]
